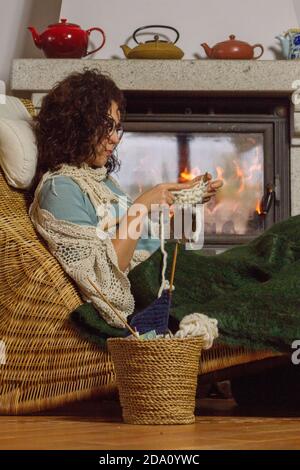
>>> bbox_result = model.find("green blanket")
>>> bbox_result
[71,215,300,352]
[70,303,128,349]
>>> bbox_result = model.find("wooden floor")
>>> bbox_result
[1,397,300,450]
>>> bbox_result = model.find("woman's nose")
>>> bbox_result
[109,129,120,144]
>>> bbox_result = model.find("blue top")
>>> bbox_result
[39,175,160,254]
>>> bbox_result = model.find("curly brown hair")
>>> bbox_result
[31,69,125,192]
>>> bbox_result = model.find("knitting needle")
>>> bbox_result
[169,242,179,295]
[87,278,139,339]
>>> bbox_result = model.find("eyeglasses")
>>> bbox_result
[107,116,124,141]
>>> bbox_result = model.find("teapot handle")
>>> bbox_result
[133,25,180,44]
[85,27,106,57]
[252,44,264,59]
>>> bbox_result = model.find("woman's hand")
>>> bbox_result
[134,173,223,212]
[133,175,212,213]
[200,173,223,203]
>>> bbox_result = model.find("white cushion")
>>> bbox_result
[0,96,32,121]
[0,96,37,189]
[0,118,37,189]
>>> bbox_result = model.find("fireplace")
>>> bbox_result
[115,92,290,249]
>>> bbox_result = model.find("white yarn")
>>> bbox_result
[157,179,208,296]
[174,313,219,349]
[158,211,169,297]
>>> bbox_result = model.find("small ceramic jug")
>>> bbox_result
[289,30,300,59]
[276,29,300,59]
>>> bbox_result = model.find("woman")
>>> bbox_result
[29,69,222,329]
[30,69,300,352]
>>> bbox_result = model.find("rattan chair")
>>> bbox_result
[0,99,286,415]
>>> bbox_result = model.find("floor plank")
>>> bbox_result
[0,398,300,450]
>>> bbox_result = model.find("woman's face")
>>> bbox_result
[91,100,122,168]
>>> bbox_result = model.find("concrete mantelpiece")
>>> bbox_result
[10,59,300,93]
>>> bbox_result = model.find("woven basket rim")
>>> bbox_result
[107,336,204,345]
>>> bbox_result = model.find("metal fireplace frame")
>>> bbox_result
[123,92,291,247]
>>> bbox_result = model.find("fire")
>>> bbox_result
[255,199,262,215]
[233,160,245,194]
[179,167,201,181]
[216,166,225,182]
[178,158,263,232]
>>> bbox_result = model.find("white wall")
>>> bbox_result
[294,0,300,23]
[0,0,61,92]
[61,0,300,60]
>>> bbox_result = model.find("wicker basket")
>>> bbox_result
[107,336,203,425]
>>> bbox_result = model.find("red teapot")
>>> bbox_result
[28,18,106,59]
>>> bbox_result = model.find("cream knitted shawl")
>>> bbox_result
[29,163,151,328]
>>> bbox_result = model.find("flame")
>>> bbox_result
[233,160,245,194]
[179,167,201,181]
[216,166,225,182]
[255,199,262,215]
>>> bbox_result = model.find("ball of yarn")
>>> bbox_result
[175,312,219,349]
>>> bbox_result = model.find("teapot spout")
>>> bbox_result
[28,26,42,49]
[120,44,131,58]
[201,43,212,58]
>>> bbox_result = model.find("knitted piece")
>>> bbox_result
[171,179,208,206]
[128,289,171,335]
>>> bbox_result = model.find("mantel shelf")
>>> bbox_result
[11,59,300,94]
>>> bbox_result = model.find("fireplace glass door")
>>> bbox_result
[113,94,289,247]
[116,131,264,239]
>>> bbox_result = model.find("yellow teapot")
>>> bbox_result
[121,25,184,59]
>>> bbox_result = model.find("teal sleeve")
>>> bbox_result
[137,238,160,254]
[39,176,98,226]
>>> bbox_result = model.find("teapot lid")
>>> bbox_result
[228,34,244,42]
[219,34,250,46]
[48,18,80,28]
[145,34,168,44]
